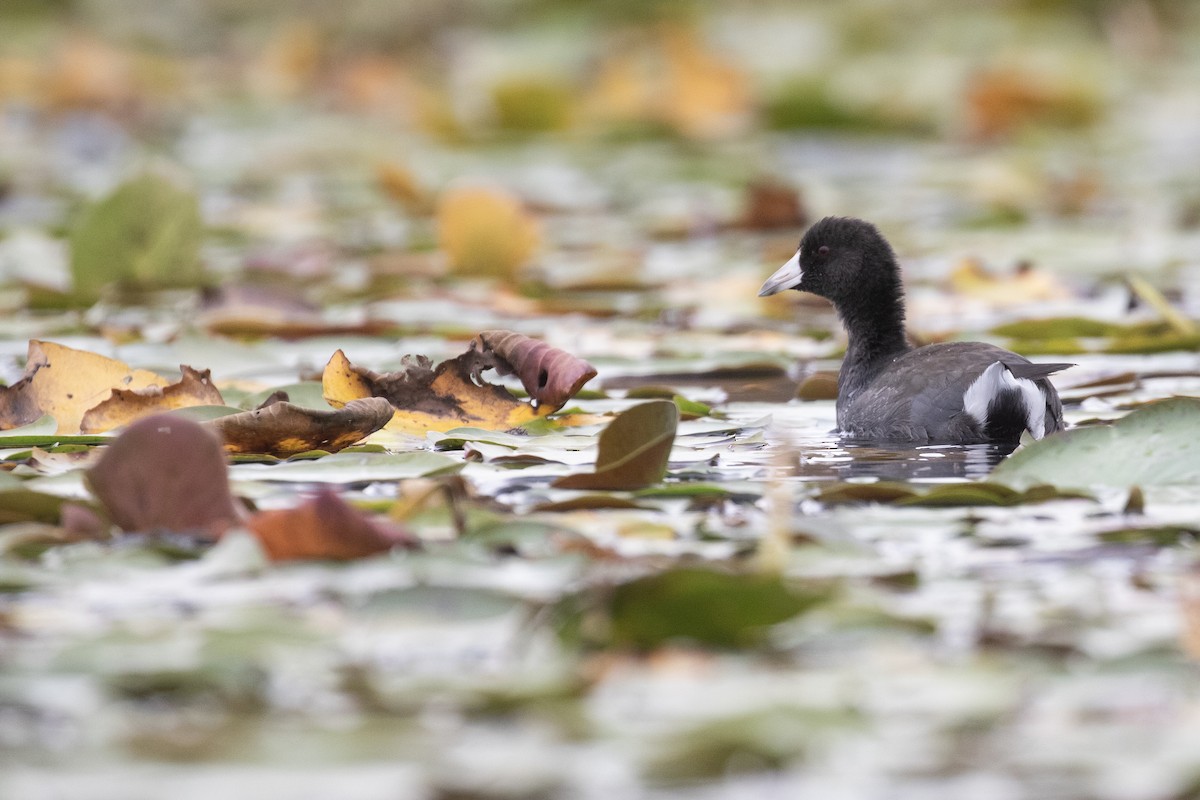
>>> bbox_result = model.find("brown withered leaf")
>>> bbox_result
[247,487,417,561]
[86,413,243,537]
[323,331,596,435]
[208,397,394,456]
[80,365,224,433]
[0,340,167,433]
[470,330,598,411]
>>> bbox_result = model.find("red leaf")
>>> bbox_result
[247,488,418,561]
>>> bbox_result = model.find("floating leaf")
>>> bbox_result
[437,186,540,278]
[86,413,242,537]
[228,451,462,484]
[993,398,1200,488]
[1097,525,1199,546]
[815,482,917,506]
[247,488,417,561]
[603,567,828,649]
[207,397,394,457]
[69,171,205,300]
[553,400,678,491]
[323,332,594,435]
[965,67,1100,140]
[0,340,167,434]
[491,76,574,133]
[816,480,1089,507]
[470,330,597,411]
[79,366,224,433]
[739,178,806,230]
[796,371,839,401]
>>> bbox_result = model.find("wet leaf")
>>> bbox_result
[0,488,75,525]
[323,333,593,435]
[470,330,598,411]
[814,482,917,506]
[246,488,417,561]
[79,366,224,433]
[994,397,1200,488]
[965,67,1100,140]
[0,340,167,434]
[603,567,829,649]
[86,413,242,537]
[492,76,574,133]
[1097,525,1199,546]
[796,371,839,401]
[437,186,540,278]
[816,480,1089,507]
[738,178,807,230]
[228,451,462,484]
[69,172,205,300]
[207,397,394,457]
[553,400,678,491]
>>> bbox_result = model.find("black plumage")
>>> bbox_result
[759,216,1070,444]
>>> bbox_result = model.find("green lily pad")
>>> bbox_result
[1097,525,1200,546]
[228,451,463,483]
[69,172,206,300]
[993,397,1200,488]
[553,400,678,491]
[599,567,830,650]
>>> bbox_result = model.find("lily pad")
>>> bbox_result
[69,171,206,300]
[993,397,1200,488]
[552,400,679,491]
[228,451,463,483]
[600,567,830,650]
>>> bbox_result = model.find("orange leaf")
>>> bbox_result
[437,186,540,278]
[0,340,167,434]
[247,488,417,561]
[322,347,546,435]
[79,365,224,433]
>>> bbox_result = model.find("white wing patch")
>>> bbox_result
[962,361,1047,438]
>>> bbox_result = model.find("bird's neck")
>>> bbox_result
[836,294,910,400]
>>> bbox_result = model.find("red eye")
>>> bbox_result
[817,245,830,256]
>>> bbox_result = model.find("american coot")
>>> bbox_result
[759,216,1070,444]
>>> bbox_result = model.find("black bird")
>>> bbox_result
[759,216,1070,444]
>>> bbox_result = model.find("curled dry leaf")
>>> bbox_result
[247,487,417,561]
[80,365,224,433]
[470,330,598,411]
[0,340,167,434]
[553,400,679,491]
[323,331,596,435]
[208,397,394,456]
[86,413,243,537]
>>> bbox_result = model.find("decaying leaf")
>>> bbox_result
[0,340,167,434]
[470,330,598,411]
[208,397,394,456]
[247,487,417,561]
[86,413,243,537]
[437,185,540,278]
[553,400,678,491]
[322,331,596,435]
[80,366,224,433]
